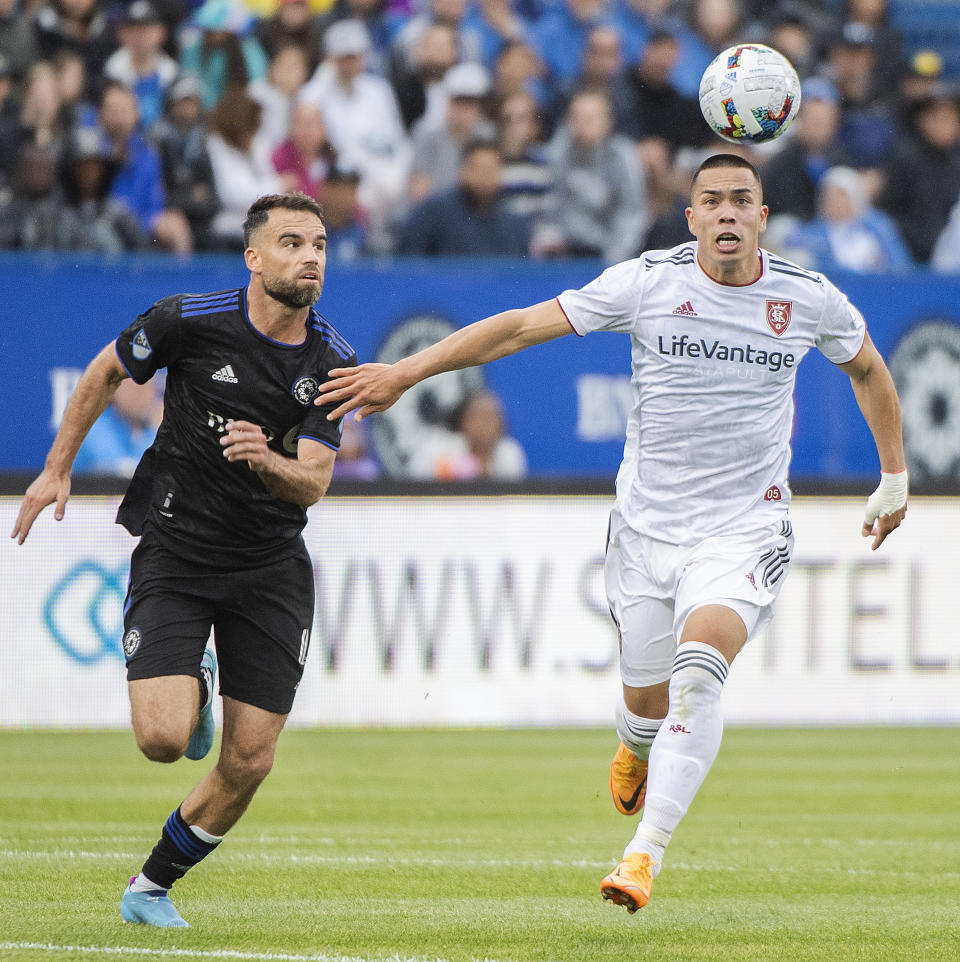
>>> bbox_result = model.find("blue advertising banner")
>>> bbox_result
[1,253,958,482]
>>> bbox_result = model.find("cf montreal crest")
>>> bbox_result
[766,300,792,336]
[292,376,319,405]
[122,627,142,658]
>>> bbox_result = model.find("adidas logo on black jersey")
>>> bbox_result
[212,364,238,383]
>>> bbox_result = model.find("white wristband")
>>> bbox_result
[864,470,908,526]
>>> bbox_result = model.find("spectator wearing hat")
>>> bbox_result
[151,73,220,248]
[399,138,530,255]
[205,87,284,246]
[179,0,268,112]
[104,0,179,130]
[879,86,960,263]
[320,0,394,78]
[840,0,902,100]
[299,18,411,251]
[894,48,945,128]
[97,80,194,252]
[33,0,116,95]
[0,0,38,86]
[761,77,852,222]
[408,60,495,203]
[322,164,369,259]
[62,126,147,252]
[826,21,896,167]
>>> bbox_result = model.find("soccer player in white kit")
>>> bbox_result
[316,154,908,912]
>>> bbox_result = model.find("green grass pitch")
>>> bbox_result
[1,726,959,962]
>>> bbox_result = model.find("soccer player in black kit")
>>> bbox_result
[11,193,355,927]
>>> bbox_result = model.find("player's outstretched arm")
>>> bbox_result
[316,299,573,421]
[11,344,128,545]
[838,332,908,550]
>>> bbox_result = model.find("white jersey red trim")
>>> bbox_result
[557,242,866,545]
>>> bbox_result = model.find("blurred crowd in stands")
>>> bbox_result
[1,0,960,272]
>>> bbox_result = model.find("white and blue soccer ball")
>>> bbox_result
[698,43,801,144]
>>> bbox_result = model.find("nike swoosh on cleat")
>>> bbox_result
[618,778,646,811]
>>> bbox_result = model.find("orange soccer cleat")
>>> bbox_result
[600,853,657,913]
[609,742,648,815]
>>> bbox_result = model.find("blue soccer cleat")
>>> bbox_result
[185,647,217,761]
[121,877,190,927]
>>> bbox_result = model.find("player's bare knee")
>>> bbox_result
[218,746,275,790]
[133,721,191,762]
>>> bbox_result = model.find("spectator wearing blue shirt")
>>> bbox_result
[321,165,370,260]
[103,1,179,131]
[528,0,612,103]
[73,376,163,477]
[668,0,744,97]
[98,80,193,252]
[784,165,912,273]
[399,139,531,255]
[460,0,529,72]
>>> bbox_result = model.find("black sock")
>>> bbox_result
[139,806,221,889]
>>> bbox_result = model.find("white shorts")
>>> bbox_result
[604,509,794,688]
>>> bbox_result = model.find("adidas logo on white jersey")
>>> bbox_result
[212,364,238,383]
[672,300,698,316]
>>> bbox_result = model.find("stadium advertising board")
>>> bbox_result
[2,495,957,728]
[2,254,960,485]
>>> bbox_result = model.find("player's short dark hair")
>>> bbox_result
[243,192,325,247]
[692,153,763,199]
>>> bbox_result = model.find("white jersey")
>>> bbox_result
[557,242,866,545]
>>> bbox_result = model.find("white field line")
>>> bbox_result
[0,944,518,962]
[2,848,959,879]
[0,849,608,868]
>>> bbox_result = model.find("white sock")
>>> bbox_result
[625,641,728,874]
[615,698,663,761]
[130,871,167,893]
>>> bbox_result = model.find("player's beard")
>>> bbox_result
[263,274,321,309]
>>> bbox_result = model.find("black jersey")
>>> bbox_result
[114,287,357,566]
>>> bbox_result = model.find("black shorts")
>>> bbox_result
[122,530,314,714]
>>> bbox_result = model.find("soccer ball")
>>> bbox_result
[698,43,801,144]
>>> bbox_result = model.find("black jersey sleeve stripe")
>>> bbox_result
[181,294,240,309]
[310,312,356,360]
